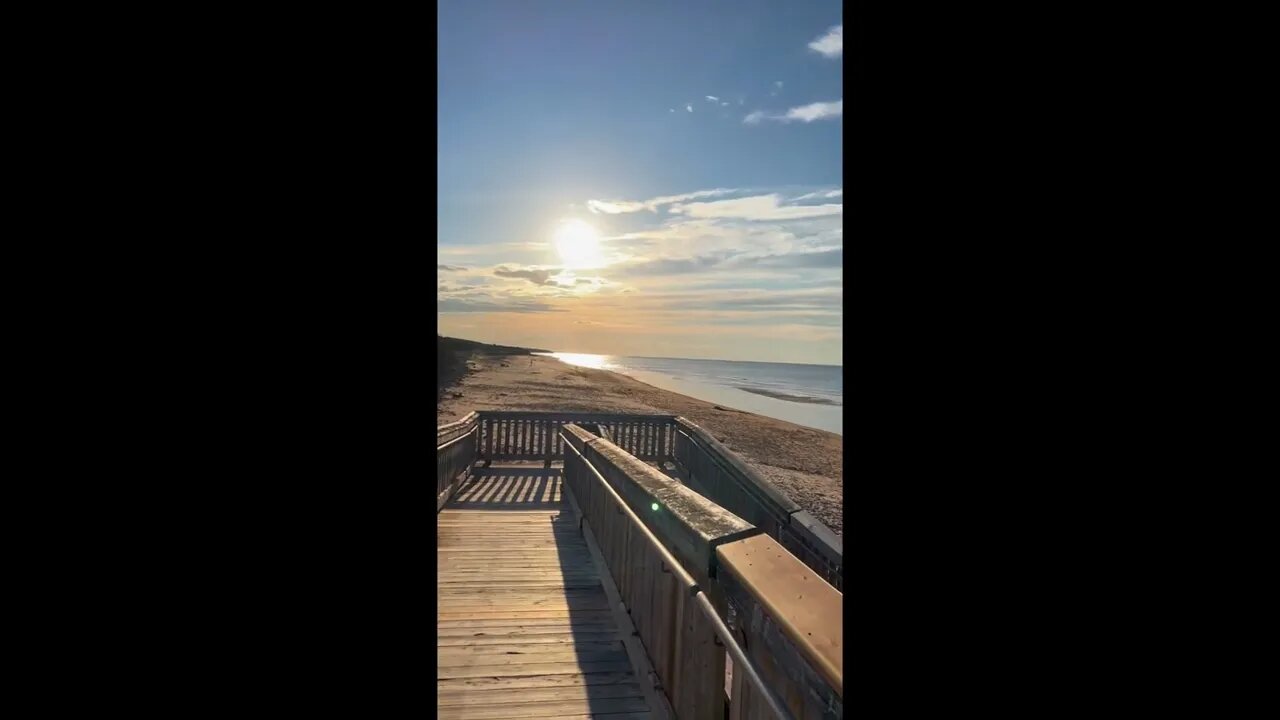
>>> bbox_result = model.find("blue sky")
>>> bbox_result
[438,0,843,364]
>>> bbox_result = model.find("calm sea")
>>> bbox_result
[539,352,843,435]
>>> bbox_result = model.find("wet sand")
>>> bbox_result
[437,353,843,537]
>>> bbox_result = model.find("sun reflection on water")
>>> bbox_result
[548,352,614,370]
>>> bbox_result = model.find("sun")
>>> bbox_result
[554,219,602,269]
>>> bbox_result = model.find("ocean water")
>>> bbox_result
[540,352,843,435]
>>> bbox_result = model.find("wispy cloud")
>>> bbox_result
[494,266,563,286]
[705,95,719,103]
[669,193,842,221]
[437,264,468,271]
[611,247,842,278]
[586,199,650,214]
[439,298,567,314]
[686,104,693,112]
[785,100,842,122]
[770,81,783,97]
[791,189,843,202]
[736,247,842,269]
[587,188,738,215]
[743,100,842,125]
[808,25,842,58]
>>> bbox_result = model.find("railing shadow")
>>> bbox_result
[446,467,562,509]
[437,464,652,717]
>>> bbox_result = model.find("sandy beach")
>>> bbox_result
[437,353,843,537]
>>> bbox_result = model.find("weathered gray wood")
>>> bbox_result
[445,412,681,464]
[438,412,479,445]
[437,682,643,705]
[438,427,478,508]
[674,419,799,514]
[560,423,730,720]
[479,411,675,422]
[438,469,657,718]
[442,415,841,719]
[438,672,638,691]
[562,480,675,720]
[435,696,650,719]
[580,431,760,584]
[672,417,843,592]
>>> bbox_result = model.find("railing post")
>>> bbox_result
[483,416,492,466]
[543,419,552,467]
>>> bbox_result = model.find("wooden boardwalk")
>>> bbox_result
[437,466,656,719]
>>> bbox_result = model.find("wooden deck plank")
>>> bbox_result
[438,469,653,718]
[438,633,621,646]
[438,581,600,587]
[437,609,616,621]
[437,569,599,576]
[436,696,650,719]
[437,614,622,625]
[438,673,637,691]
[439,641,623,654]
[437,682,643,705]
[437,650,629,667]
[438,598,609,608]
[438,660,634,679]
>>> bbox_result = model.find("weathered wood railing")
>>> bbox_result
[672,418,844,592]
[478,411,677,464]
[436,411,843,590]
[561,423,748,719]
[561,423,843,720]
[435,412,478,511]
[717,536,843,719]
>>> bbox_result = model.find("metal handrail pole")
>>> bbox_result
[692,590,796,720]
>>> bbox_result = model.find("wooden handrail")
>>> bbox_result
[478,410,676,421]
[558,422,843,719]
[564,434,796,720]
[672,416,843,592]
[717,535,843,697]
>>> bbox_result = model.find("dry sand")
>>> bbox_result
[437,353,843,537]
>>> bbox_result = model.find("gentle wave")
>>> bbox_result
[734,386,842,406]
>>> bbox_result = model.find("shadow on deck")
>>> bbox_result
[447,465,565,510]
[437,465,656,719]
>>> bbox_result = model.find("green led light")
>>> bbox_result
[651,503,659,511]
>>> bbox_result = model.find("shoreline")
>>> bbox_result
[733,386,841,406]
[437,352,843,536]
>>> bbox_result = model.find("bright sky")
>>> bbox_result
[438,1,843,365]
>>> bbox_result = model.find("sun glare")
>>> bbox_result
[550,352,613,370]
[554,219,602,269]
